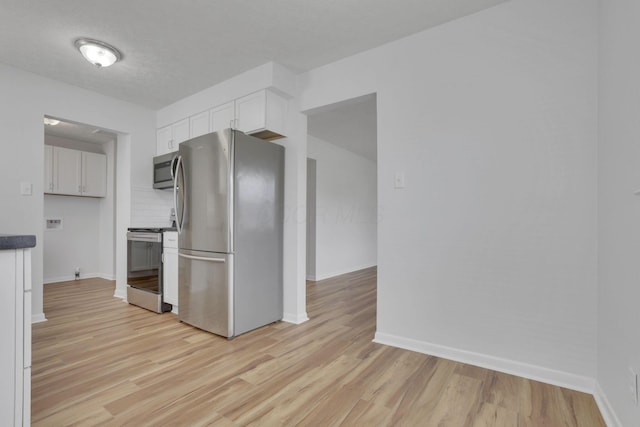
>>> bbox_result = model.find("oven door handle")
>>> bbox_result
[178,253,226,263]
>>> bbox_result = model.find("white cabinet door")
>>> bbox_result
[82,152,107,197]
[235,91,266,134]
[235,89,287,139]
[44,146,53,193]
[210,101,235,133]
[163,247,178,306]
[156,125,173,156]
[53,147,82,195]
[157,119,190,155]
[190,111,209,138]
[173,118,190,146]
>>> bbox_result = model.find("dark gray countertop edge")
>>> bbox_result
[0,234,36,250]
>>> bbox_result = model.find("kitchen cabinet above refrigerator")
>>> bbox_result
[156,88,287,156]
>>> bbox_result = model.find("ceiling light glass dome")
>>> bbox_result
[74,38,122,68]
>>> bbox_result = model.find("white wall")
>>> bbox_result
[43,195,101,282]
[0,63,156,321]
[307,135,377,280]
[299,0,599,391]
[597,0,640,425]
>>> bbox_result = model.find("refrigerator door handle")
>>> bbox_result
[170,155,178,179]
[178,253,226,263]
[174,155,186,234]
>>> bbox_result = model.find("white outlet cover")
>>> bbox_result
[394,172,406,189]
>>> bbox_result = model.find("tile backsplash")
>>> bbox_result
[131,186,174,228]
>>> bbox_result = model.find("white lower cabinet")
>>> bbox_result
[163,232,178,307]
[0,247,32,427]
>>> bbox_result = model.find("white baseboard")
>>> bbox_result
[113,286,127,300]
[44,272,115,284]
[309,263,377,282]
[593,382,623,427]
[31,313,47,324]
[373,332,595,394]
[282,311,309,324]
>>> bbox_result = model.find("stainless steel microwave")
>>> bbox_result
[153,151,178,189]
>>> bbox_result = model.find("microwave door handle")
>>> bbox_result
[173,155,186,234]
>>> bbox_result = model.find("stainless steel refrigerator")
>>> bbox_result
[173,129,284,338]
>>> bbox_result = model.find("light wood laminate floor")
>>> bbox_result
[32,268,605,426]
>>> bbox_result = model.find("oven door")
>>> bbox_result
[127,232,162,293]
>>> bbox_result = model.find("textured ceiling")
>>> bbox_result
[0,0,507,109]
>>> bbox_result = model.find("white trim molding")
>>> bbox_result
[373,332,596,394]
[31,313,47,324]
[308,264,377,282]
[282,312,309,324]
[43,272,115,284]
[113,287,127,300]
[593,382,623,427]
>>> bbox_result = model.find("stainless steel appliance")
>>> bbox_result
[153,151,178,189]
[174,129,284,338]
[127,228,172,313]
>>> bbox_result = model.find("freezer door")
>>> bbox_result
[178,249,233,337]
[177,129,233,253]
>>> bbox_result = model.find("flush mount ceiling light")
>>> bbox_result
[43,118,60,126]
[74,38,122,68]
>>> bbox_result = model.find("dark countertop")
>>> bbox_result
[0,234,36,250]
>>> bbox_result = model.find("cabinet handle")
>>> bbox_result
[78,185,81,193]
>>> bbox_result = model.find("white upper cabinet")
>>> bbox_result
[235,89,287,140]
[44,145,53,193]
[157,89,288,151]
[209,102,235,133]
[82,152,107,197]
[173,118,190,144]
[156,126,173,156]
[157,118,190,156]
[189,111,210,139]
[45,146,106,198]
[54,147,82,195]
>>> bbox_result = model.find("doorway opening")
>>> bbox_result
[304,92,378,304]
[42,116,118,290]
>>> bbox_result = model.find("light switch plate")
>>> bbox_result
[20,181,32,196]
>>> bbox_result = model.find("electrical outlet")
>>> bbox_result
[628,367,638,406]
[75,267,80,280]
